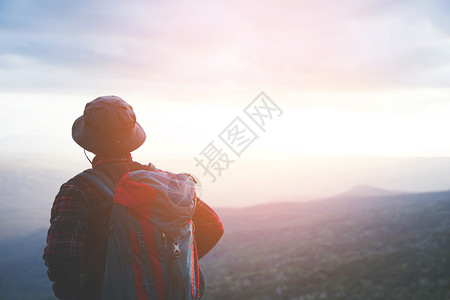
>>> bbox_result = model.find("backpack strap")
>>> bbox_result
[78,169,116,202]
[76,169,117,288]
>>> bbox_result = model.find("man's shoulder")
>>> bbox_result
[57,161,152,193]
[60,161,150,191]
[56,172,93,197]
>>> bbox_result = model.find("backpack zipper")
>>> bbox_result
[130,250,151,296]
[161,232,167,250]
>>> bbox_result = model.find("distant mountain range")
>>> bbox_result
[0,156,418,240]
[0,162,69,240]
[0,188,449,299]
[334,185,408,198]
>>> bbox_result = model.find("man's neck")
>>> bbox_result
[92,152,133,167]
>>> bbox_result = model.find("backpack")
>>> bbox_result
[79,166,204,300]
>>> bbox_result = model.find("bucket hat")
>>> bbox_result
[72,95,146,153]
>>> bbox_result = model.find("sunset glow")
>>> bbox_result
[1,0,450,206]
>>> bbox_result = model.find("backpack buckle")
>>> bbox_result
[172,243,181,257]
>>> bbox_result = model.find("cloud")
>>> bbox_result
[0,0,450,94]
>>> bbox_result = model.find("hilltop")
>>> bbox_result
[334,185,408,198]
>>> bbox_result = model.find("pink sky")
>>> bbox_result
[1,0,450,206]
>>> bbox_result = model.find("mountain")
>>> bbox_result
[0,229,55,300]
[0,190,449,300]
[0,162,70,240]
[200,191,450,300]
[334,185,407,198]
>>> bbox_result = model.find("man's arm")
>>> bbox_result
[43,182,88,299]
[192,198,224,259]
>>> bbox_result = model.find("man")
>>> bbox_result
[43,96,223,299]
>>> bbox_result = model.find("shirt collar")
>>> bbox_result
[92,153,133,168]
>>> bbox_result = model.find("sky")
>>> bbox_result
[1,0,450,206]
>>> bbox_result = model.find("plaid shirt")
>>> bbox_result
[43,153,223,299]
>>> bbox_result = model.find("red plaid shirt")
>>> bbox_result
[43,153,223,299]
